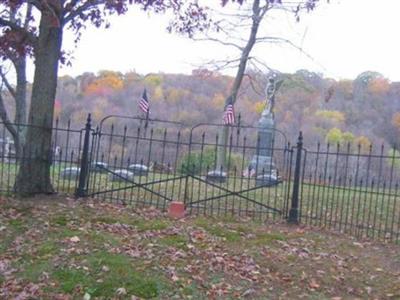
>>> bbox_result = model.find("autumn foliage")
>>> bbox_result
[28,69,397,149]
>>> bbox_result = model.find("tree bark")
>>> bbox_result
[0,55,28,158]
[216,0,262,170]
[12,57,27,157]
[15,13,62,196]
[0,4,31,158]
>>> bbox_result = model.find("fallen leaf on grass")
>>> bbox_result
[309,278,320,289]
[69,236,80,243]
[116,287,127,295]
[83,293,91,300]
[101,265,110,272]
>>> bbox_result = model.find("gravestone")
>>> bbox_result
[109,169,134,182]
[90,161,108,173]
[206,170,227,183]
[60,167,81,180]
[128,164,149,176]
[248,75,282,187]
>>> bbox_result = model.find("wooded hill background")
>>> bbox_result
[4,69,400,153]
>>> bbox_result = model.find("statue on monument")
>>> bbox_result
[262,75,283,119]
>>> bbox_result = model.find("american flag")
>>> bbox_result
[139,89,150,114]
[223,96,235,125]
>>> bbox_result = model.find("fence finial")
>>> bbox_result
[298,131,303,143]
[86,113,92,127]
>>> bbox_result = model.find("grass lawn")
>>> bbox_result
[0,196,399,299]
[1,160,399,241]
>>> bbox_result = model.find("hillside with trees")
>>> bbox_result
[39,69,398,149]
[2,68,398,150]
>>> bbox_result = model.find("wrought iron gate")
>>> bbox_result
[75,114,302,222]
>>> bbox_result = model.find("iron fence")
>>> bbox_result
[0,115,399,243]
[0,119,85,195]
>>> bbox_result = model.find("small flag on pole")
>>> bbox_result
[223,96,235,125]
[139,89,150,114]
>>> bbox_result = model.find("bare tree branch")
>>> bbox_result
[0,85,18,140]
[26,0,43,11]
[192,36,244,51]
[243,73,264,97]
[63,0,105,24]
[0,68,16,99]
[23,4,33,30]
[256,35,328,72]
[199,57,242,72]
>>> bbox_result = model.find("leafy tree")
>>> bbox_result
[0,0,212,196]
[326,127,343,145]
[354,136,371,153]
[368,78,390,95]
[342,131,355,145]
[315,110,346,123]
[391,112,400,132]
[0,3,32,157]
[253,101,264,114]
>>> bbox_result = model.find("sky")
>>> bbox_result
[57,0,400,81]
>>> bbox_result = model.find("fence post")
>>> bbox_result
[288,131,303,224]
[183,130,193,206]
[75,114,92,198]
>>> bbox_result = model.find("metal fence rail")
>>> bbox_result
[299,142,400,241]
[0,115,399,243]
[0,119,85,195]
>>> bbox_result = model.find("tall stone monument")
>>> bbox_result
[248,75,283,186]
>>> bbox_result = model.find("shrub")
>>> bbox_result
[178,147,245,175]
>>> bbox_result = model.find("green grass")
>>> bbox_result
[131,219,170,231]
[87,231,121,247]
[37,241,59,257]
[159,235,188,249]
[21,259,54,282]
[50,214,70,226]
[8,219,24,229]
[19,247,164,298]
[84,171,400,241]
[1,198,399,299]
[85,251,160,298]
[91,215,120,224]
[1,161,399,241]
[194,218,242,242]
[53,268,91,294]
[52,228,82,238]
[249,232,287,246]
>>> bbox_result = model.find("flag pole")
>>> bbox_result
[144,110,149,137]
[236,113,241,147]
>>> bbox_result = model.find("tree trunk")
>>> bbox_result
[15,14,62,196]
[0,56,27,158]
[0,4,31,158]
[216,0,262,170]
[13,57,27,157]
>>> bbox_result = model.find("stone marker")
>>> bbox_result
[128,164,148,176]
[60,167,80,180]
[255,173,281,187]
[90,161,108,173]
[109,169,134,182]
[168,201,185,219]
[206,170,227,183]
